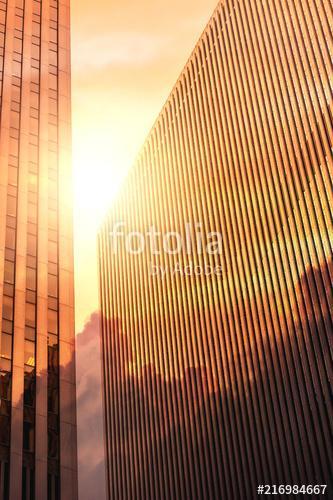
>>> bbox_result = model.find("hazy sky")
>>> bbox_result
[71,0,218,333]
[70,1,219,498]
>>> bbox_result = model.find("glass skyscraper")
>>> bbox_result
[0,1,77,499]
[99,0,332,498]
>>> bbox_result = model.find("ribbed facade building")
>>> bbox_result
[0,1,77,499]
[99,0,332,499]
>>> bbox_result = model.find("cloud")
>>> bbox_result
[76,311,107,500]
[72,32,171,71]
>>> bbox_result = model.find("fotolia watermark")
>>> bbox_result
[109,222,223,256]
[150,261,223,280]
[109,222,224,278]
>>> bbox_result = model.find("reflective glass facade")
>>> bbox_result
[0,1,77,499]
[99,1,333,499]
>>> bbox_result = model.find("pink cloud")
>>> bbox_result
[76,311,107,500]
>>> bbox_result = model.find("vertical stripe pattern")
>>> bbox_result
[99,0,333,499]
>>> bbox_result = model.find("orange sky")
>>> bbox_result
[71,0,218,332]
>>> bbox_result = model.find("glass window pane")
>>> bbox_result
[24,370,35,407]
[48,274,58,298]
[0,371,11,400]
[2,296,13,321]
[1,320,13,335]
[26,267,37,291]
[24,340,35,367]
[0,334,12,360]
[3,284,14,298]
[0,416,10,445]
[23,422,35,451]
[25,326,36,342]
[4,260,14,284]
[48,309,58,335]
[5,227,16,250]
[8,166,18,186]
[48,345,58,372]
[6,195,17,216]
[48,240,57,263]
[26,290,36,304]
[48,333,58,348]
[48,429,59,458]
[27,234,37,257]
[25,303,36,328]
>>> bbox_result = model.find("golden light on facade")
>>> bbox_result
[0,1,77,498]
[99,1,333,498]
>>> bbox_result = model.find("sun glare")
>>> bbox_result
[73,137,126,230]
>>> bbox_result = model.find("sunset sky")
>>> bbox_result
[71,0,218,333]
[70,1,218,498]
